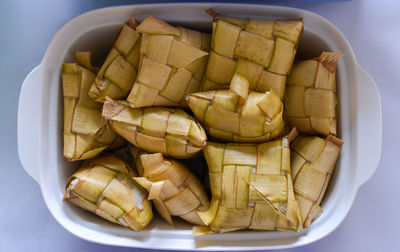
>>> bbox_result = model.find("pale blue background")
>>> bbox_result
[1,0,399,251]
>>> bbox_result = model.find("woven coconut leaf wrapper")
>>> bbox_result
[201,9,303,100]
[89,17,141,102]
[63,154,153,231]
[102,97,207,159]
[126,16,210,108]
[187,73,285,143]
[290,134,343,227]
[62,62,124,161]
[285,52,341,136]
[131,147,209,226]
[194,130,302,235]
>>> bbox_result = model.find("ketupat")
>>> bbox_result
[132,147,212,196]
[89,17,141,102]
[201,9,303,99]
[131,149,209,226]
[126,16,210,108]
[102,97,207,158]
[194,131,302,235]
[290,135,343,227]
[186,73,285,143]
[62,63,124,161]
[285,52,340,136]
[63,155,153,231]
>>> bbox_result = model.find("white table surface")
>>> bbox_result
[1,0,398,251]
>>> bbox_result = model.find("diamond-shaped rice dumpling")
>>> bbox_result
[285,52,340,136]
[62,63,124,161]
[89,17,141,102]
[194,131,302,235]
[201,9,303,100]
[186,73,285,143]
[102,97,207,159]
[290,134,343,227]
[132,149,209,226]
[126,16,210,108]
[63,154,153,231]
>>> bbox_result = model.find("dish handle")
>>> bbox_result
[18,64,43,185]
[354,65,382,187]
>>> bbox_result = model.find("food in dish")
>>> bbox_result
[126,16,210,108]
[290,135,343,227]
[285,52,340,136]
[89,17,141,102]
[186,73,284,143]
[132,148,209,226]
[102,97,207,159]
[62,62,124,161]
[63,154,153,230]
[195,130,302,235]
[200,9,303,100]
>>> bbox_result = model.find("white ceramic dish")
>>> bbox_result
[17,3,382,251]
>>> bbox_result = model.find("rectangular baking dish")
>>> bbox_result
[17,3,382,250]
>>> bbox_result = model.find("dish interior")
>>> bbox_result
[46,11,347,244]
